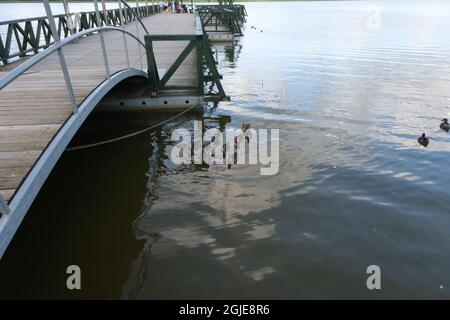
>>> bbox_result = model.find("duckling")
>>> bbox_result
[440,118,450,132]
[224,122,253,169]
[418,133,429,147]
[206,123,253,152]
[228,123,252,149]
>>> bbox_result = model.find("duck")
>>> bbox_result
[418,133,429,147]
[440,118,450,132]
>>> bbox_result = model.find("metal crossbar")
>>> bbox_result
[197,5,244,36]
[0,2,148,216]
[144,14,229,101]
[196,5,247,23]
[0,26,145,91]
[0,196,9,217]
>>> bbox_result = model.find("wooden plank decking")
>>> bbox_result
[0,13,198,203]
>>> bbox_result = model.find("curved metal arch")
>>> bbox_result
[0,68,148,259]
[0,26,146,91]
[120,0,151,36]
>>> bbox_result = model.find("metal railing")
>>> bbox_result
[0,0,149,211]
[0,2,236,211]
[0,1,160,65]
[196,5,245,36]
[144,15,228,101]
[196,4,247,22]
[0,196,9,217]
[0,1,147,107]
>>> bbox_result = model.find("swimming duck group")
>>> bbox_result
[250,26,263,32]
[418,118,449,147]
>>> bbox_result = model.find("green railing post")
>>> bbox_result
[196,35,204,96]
[144,35,159,91]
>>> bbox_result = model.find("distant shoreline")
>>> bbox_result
[0,0,333,3]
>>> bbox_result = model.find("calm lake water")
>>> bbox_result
[1,1,450,299]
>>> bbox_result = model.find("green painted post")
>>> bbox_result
[144,35,159,90]
[202,35,225,98]
[0,36,8,65]
[196,36,204,96]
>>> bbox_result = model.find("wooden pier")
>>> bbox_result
[197,4,246,41]
[0,1,246,259]
[0,13,199,203]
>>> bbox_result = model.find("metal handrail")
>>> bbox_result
[0,5,158,26]
[120,0,151,36]
[0,2,160,65]
[0,3,155,26]
[0,0,153,112]
[0,26,145,91]
[0,13,71,26]
[0,23,147,214]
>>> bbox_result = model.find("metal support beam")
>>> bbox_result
[0,195,10,217]
[141,14,228,100]
[203,40,226,97]
[118,0,130,68]
[62,0,75,35]
[196,36,204,95]
[94,0,111,79]
[144,35,160,90]
[43,0,78,113]
[135,0,143,69]
[97,96,203,112]
[101,0,108,25]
